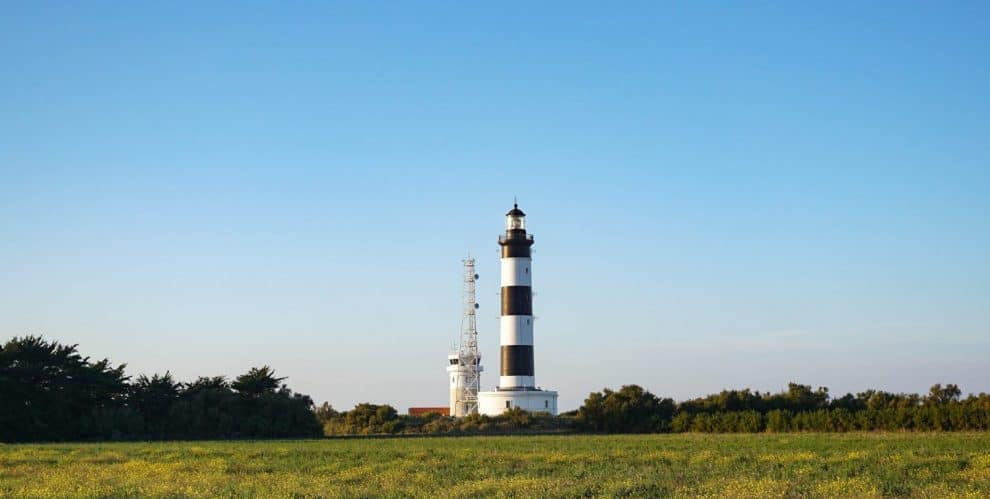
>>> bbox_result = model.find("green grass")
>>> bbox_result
[2,433,990,497]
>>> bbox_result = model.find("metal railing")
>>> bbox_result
[498,233,535,244]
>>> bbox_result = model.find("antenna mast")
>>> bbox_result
[456,257,482,415]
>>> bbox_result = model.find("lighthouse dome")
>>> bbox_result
[505,204,525,217]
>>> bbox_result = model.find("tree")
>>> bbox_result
[130,372,181,438]
[232,366,285,397]
[577,385,674,433]
[314,402,338,426]
[0,336,128,441]
[324,403,400,435]
[926,384,962,405]
[185,376,230,394]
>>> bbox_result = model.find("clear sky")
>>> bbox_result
[2,2,988,411]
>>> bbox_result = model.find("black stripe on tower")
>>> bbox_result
[501,345,534,376]
[501,243,531,258]
[500,229,533,258]
[501,286,532,316]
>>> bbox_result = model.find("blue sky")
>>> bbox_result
[2,2,988,411]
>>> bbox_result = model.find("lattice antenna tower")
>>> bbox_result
[456,257,482,415]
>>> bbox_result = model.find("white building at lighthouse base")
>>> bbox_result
[478,389,558,416]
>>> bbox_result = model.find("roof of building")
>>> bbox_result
[407,407,450,416]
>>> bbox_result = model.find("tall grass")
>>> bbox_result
[2,433,989,497]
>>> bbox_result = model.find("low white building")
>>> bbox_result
[478,388,558,415]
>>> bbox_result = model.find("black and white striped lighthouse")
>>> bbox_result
[498,203,536,390]
[478,203,557,414]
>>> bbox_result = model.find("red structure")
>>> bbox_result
[408,407,450,416]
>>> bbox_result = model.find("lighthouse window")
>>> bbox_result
[525,267,529,274]
[545,400,549,408]
[527,319,530,325]
[505,401,511,409]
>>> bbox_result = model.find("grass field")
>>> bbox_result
[2,433,990,497]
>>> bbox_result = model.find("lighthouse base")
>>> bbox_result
[478,389,558,416]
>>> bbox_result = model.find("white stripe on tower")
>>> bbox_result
[500,257,532,286]
[499,316,533,345]
[499,375,535,388]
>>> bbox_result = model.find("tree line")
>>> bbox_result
[575,383,990,433]
[4,335,990,441]
[313,383,990,436]
[0,336,320,442]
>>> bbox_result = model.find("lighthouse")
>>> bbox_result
[478,203,558,415]
[498,203,535,389]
